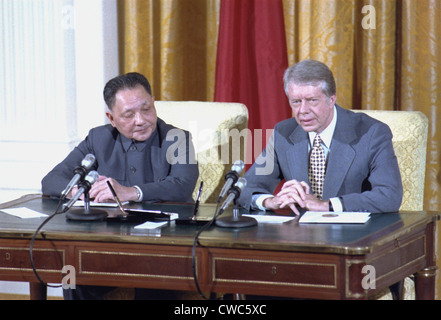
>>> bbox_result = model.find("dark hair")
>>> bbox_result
[103,72,152,109]
[283,59,336,97]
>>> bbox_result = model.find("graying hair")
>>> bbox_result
[283,60,336,97]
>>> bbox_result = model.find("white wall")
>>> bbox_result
[0,0,119,297]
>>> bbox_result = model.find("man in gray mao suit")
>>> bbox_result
[239,60,403,215]
[41,72,198,300]
[42,72,198,205]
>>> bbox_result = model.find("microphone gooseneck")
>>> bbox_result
[217,160,245,202]
[61,153,96,199]
[62,170,99,213]
[218,177,247,215]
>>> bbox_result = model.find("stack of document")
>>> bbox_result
[299,211,371,224]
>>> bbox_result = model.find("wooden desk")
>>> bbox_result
[0,195,439,300]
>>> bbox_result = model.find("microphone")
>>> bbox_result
[215,177,257,228]
[61,154,96,199]
[62,170,99,213]
[218,160,245,202]
[218,177,247,215]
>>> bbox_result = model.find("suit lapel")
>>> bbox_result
[323,106,356,199]
[286,127,310,183]
[323,139,355,199]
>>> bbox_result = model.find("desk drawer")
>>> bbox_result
[77,245,195,281]
[211,251,338,289]
[0,246,65,273]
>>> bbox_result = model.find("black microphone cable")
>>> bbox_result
[29,165,96,288]
[29,197,65,288]
[191,201,223,300]
[191,177,247,299]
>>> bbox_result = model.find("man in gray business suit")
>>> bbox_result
[42,72,198,204]
[239,60,403,215]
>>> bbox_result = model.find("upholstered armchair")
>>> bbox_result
[353,109,429,300]
[353,110,429,211]
[155,101,249,203]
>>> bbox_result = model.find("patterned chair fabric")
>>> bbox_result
[155,101,249,203]
[352,110,429,211]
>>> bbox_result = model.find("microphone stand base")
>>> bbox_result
[66,208,107,221]
[215,215,257,228]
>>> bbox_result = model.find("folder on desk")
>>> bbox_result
[299,211,371,224]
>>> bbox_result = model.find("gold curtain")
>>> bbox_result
[119,0,441,297]
[118,0,219,101]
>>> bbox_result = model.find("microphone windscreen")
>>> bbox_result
[85,170,99,184]
[235,177,247,191]
[232,160,245,174]
[81,154,96,169]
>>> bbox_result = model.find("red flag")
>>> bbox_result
[214,0,291,166]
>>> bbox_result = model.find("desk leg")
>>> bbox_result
[29,282,47,300]
[414,266,437,300]
[233,293,246,300]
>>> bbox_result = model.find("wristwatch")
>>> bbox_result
[133,186,142,201]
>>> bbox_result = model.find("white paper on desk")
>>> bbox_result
[134,221,168,229]
[299,211,371,224]
[243,214,295,224]
[72,201,129,207]
[0,207,48,219]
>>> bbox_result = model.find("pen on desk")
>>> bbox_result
[192,181,203,220]
[106,181,127,217]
